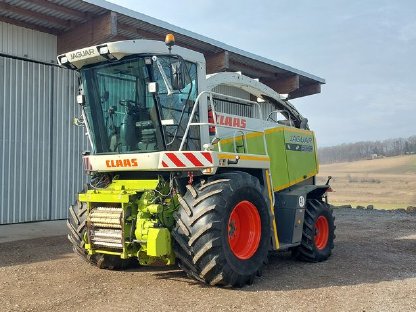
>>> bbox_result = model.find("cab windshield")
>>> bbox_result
[81,55,199,154]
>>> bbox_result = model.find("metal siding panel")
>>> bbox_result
[51,67,87,220]
[0,55,86,224]
[0,21,57,64]
[0,56,52,224]
[0,57,8,223]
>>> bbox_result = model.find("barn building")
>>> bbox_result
[0,0,324,224]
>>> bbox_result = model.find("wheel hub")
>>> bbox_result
[227,200,261,260]
[228,219,236,237]
[314,215,329,250]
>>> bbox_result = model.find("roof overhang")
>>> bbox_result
[0,0,325,99]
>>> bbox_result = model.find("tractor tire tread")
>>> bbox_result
[172,171,270,288]
[198,179,230,191]
[192,189,223,207]
[293,198,335,262]
[186,184,198,198]
[177,194,192,217]
[188,221,220,247]
[190,205,216,226]
[193,237,220,263]
[68,199,133,270]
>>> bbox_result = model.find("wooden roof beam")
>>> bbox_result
[262,75,300,94]
[206,51,229,73]
[27,0,87,20]
[0,15,59,35]
[118,23,197,51]
[228,59,275,79]
[288,83,321,99]
[57,12,118,54]
[117,23,160,40]
[0,2,69,29]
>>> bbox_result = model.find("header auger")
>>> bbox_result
[60,34,335,287]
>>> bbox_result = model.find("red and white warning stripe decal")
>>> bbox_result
[160,152,213,168]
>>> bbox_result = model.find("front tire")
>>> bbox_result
[172,171,271,287]
[67,199,130,270]
[67,200,89,260]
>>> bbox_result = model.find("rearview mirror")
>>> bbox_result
[171,61,186,91]
[76,94,85,105]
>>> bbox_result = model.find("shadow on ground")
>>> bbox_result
[1,209,415,292]
[0,235,71,268]
[151,209,416,291]
[149,236,416,292]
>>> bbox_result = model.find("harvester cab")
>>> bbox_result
[59,34,335,287]
[70,45,202,153]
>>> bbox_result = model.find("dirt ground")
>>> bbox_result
[1,208,415,312]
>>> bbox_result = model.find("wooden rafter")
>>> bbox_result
[0,15,59,34]
[0,2,69,29]
[117,23,160,40]
[263,75,300,94]
[206,51,229,73]
[228,59,275,79]
[289,83,321,99]
[118,23,197,51]
[57,12,118,54]
[25,0,87,20]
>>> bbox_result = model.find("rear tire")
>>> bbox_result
[293,198,335,262]
[172,171,271,287]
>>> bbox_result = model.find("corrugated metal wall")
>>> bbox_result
[0,55,87,224]
[0,21,57,64]
[51,66,88,220]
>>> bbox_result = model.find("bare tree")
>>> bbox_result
[318,136,416,164]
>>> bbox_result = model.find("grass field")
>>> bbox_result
[317,154,416,209]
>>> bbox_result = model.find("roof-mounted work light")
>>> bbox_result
[98,45,109,55]
[57,55,76,69]
[60,56,68,64]
[97,44,115,60]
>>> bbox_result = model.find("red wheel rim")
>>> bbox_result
[314,215,329,250]
[227,200,261,260]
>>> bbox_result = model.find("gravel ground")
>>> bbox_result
[1,208,415,312]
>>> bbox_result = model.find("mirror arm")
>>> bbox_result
[153,56,174,95]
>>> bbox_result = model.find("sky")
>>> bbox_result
[107,0,416,146]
